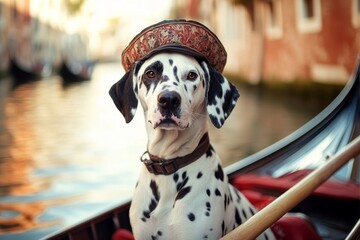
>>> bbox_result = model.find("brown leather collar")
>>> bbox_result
[140,133,210,175]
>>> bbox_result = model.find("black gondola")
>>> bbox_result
[59,60,95,82]
[10,58,52,81]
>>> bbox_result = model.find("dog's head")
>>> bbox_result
[109,52,239,129]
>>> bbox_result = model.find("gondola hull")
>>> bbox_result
[10,59,52,81]
[59,61,95,82]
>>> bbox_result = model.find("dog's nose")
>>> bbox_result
[157,91,181,110]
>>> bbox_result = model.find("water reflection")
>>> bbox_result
[0,63,339,239]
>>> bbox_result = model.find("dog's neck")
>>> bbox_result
[145,109,208,160]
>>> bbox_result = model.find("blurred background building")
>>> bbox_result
[173,0,360,84]
[0,0,359,82]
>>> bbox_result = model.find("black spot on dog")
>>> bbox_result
[242,209,247,219]
[169,59,173,66]
[173,82,179,86]
[193,85,197,91]
[142,198,158,221]
[221,220,226,236]
[215,188,221,197]
[209,114,220,128]
[173,173,179,183]
[206,146,214,158]
[161,75,169,83]
[150,180,160,201]
[206,202,211,212]
[265,233,269,240]
[206,189,211,197]
[141,180,161,222]
[229,191,233,202]
[234,189,241,203]
[184,84,188,92]
[151,230,163,240]
[235,209,242,225]
[148,199,157,213]
[188,213,195,221]
[197,172,203,179]
[175,186,192,202]
[214,164,224,181]
[173,66,180,82]
[216,107,220,114]
[249,207,255,216]
[176,172,189,191]
[204,199,212,216]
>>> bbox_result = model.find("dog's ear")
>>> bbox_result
[109,63,141,123]
[201,62,240,128]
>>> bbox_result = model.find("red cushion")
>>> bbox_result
[271,214,322,240]
[241,190,275,209]
[112,229,135,240]
[232,170,360,200]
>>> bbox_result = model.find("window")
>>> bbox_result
[268,1,276,26]
[12,4,17,22]
[295,0,322,33]
[265,0,283,39]
[302,0,314,19]
[352,0,360,27]
[218,1,244,41]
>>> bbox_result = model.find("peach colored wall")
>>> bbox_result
[262,0,358,82]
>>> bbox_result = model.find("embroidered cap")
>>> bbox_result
[122,19,227,73]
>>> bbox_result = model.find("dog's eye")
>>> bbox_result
[187,71,198,81]
[145,70,156,78]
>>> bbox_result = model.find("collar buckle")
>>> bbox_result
[140,151,156,173]
[140,151,178,175]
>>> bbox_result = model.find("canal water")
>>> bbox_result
[0,63,340,239]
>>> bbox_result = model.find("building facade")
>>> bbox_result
[174,0,360,84]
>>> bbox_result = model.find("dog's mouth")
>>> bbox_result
[152,118,189,130]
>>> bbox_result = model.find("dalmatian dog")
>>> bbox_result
[109,52,275,240]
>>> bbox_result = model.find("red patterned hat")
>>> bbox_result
[122,19,227,73]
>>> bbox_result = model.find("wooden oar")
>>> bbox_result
[346,219,360,240]
[221,135,360,240]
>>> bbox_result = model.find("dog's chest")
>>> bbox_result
[130,154,233,239]
[129,151,276,240]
